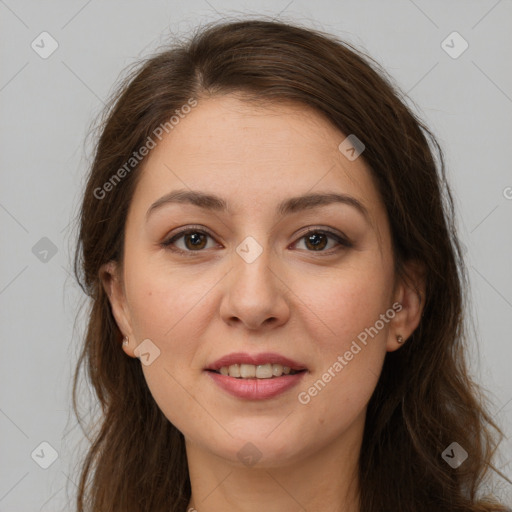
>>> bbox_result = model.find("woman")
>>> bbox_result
[72,18,509,512]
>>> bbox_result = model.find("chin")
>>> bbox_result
[201,429,310,468]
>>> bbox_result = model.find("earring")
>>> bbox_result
[396,334,404,344]
[122,336,129,347]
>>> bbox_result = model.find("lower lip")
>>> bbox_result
[206,371,307,400]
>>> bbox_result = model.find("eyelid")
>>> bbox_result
[161,225,218,255]
[161,225,352,254]
[291,227,352,253]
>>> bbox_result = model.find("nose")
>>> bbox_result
[219,246,291,331]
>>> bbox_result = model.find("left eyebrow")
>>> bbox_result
[145,189,370,223]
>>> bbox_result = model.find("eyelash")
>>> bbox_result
[160,225,352,256]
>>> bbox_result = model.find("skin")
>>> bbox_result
[101,94,425,512]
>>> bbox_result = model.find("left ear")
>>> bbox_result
[386,259,426,352]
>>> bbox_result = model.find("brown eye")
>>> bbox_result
[182,232,208,250]
[161,228,216,253]
[294,229,351,253]
[304,232,329,251]
[161,226,351,256]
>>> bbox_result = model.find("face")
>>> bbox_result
[102,94,422,468]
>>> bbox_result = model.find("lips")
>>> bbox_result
[204,352,308,400]
[205,352,307,372]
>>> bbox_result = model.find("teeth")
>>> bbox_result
[256,364,272,379]
[216,363,300,379]
[240,364,256,378]
[228,364,240,378]
[272,364,283,376]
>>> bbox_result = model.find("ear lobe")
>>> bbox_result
[386,259,427,352]
[99,260,133,344]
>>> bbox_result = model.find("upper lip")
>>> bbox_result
[206,352,307,371]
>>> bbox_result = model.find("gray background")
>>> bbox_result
[1,0,511,509]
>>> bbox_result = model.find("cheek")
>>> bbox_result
[296,257,394,351]
[123,260,210,432]
[292,257,392,414]
[125,254,211,340]
[294,280,389,443]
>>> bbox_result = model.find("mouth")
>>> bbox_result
[207,364,306,379]
[204,353,308,400]
[205,352,308,380]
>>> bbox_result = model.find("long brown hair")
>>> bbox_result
[72,18,509,512]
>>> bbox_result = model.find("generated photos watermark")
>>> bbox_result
[297,301,403,405]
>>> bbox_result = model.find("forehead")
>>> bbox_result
[129,94,384,226]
